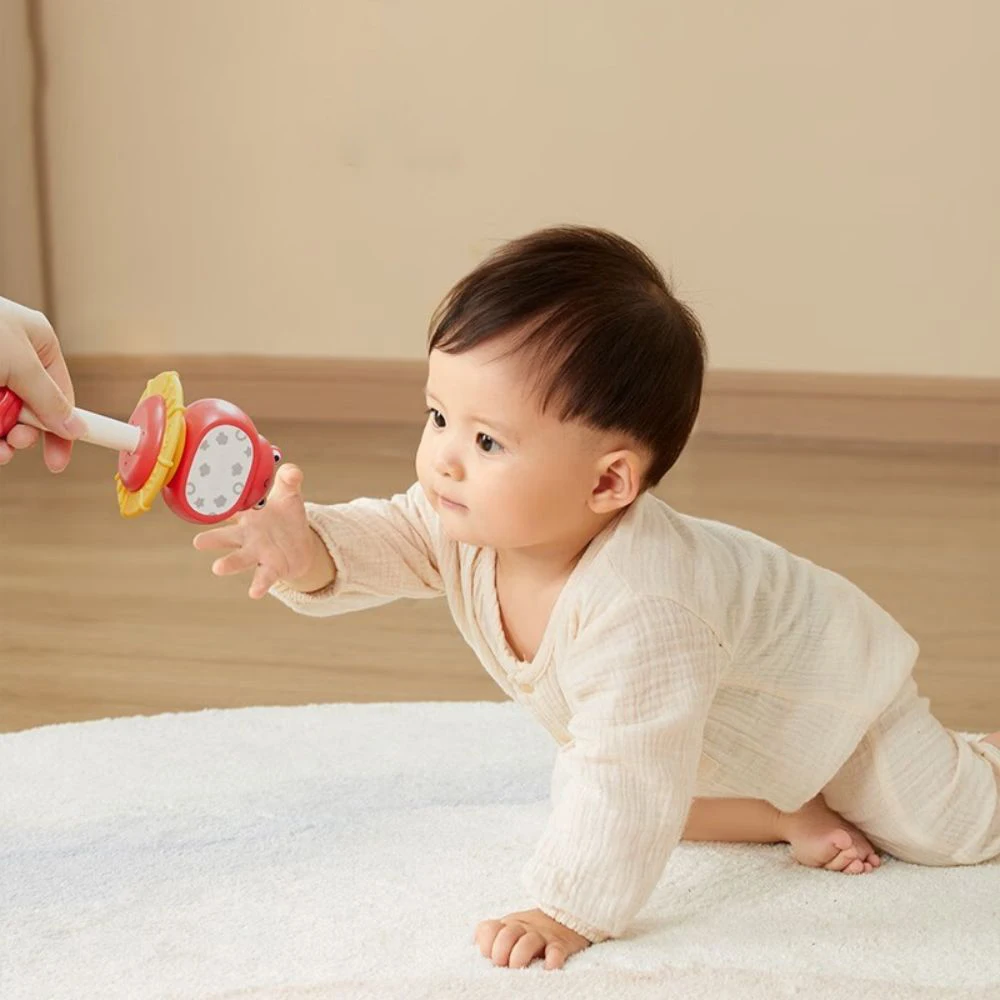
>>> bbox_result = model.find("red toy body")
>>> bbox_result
[116,395,169,492]
[0,381,281,525]
[161,398,281,524]
[0,386,24,437]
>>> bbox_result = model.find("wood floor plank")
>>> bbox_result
[1,424,996,733]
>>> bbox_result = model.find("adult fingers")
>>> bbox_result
[42,433,73,473]
[5,423,40,450]
[9,327,76,435]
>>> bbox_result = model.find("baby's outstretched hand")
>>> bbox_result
[192,463,329,599]
[475,908,591,971]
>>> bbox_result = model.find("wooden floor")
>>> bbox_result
[1,423,997,734]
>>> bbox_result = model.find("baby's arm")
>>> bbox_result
[279,527,337,594]
[193,465,444,611]
[520,596,728,945]
[478,596,729,969]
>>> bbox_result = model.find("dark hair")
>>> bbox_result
[427,226,706,488]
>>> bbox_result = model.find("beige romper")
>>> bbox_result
[271,483,1000,942]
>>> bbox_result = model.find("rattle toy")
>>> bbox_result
[0,372,281,524]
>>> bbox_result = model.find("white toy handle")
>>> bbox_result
[17,403,142,453]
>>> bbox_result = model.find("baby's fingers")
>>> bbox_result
[211,548,259,577]
[489,924,526,967]
[544,941,568,971]
[474,920,503,958]
[248,562,279,600]
[193,525,243,552]
[508,931,546,969]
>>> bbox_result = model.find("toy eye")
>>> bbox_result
[255,497,267,509]
[273,449,281,464]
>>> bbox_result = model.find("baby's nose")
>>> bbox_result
[434,450,464,480]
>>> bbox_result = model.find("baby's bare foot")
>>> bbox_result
[778,796,882,875]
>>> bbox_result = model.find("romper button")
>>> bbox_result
[519,682,534,694]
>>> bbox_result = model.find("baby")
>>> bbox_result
[194,226,1000,971]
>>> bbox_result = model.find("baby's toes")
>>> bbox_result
[829,829,853,853]
[849,829,878,860]
[845,858,866,874]
[824,846,859,872]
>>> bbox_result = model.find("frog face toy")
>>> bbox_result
[161,398,282,524]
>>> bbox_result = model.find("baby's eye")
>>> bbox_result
[476,432,503,455]
[426,408,446,429]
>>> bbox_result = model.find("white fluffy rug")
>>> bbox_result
[2,701,999,1000]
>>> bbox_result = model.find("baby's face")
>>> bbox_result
[416,344,610,552]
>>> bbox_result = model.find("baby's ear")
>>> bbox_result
[589,450,643,514]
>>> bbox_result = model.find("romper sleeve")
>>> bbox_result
[521,594,728,942]
[269,481,446,617]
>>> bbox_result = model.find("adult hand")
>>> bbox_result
[0,296,86,472]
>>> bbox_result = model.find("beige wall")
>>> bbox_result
[34,1,1000,375]
[0,0,45,310]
